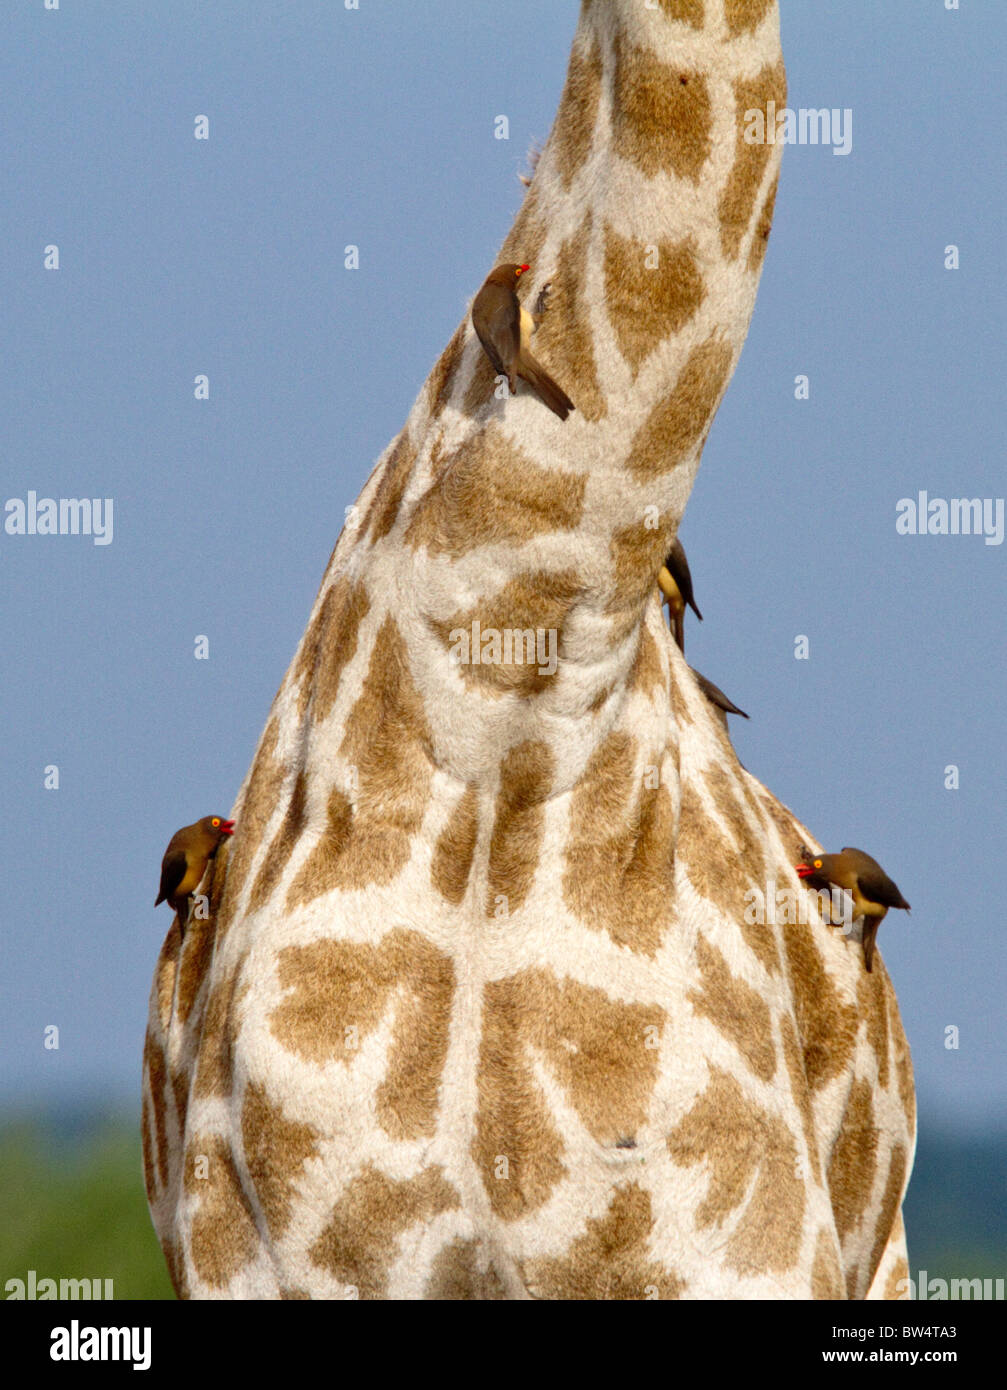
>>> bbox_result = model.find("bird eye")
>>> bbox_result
[212,818,220,827]
[814,859,821,868]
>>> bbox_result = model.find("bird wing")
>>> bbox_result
[156,848,189,905]
[854,865,907,910]
[840,850,906,908]
[692,670,749,719]
[474,289,521,376]
[667,539,702,620]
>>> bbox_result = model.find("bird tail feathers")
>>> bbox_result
[519,355,574,421]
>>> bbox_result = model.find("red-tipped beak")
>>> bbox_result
[795,864,813,879]
[221,820,236,836]
[518,264,530,274]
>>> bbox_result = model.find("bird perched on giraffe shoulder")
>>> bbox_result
[795,846,910,973]
[155,815,234,938]
[658,538,702,652]
[471,263,574,420]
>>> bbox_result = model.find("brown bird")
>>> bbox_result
[471,263,574,420]
[155,815,235,937]
[795,847,910,972]
[690,667,749,727]
[658,538,703,652]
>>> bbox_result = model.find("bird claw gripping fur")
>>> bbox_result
[532,281,553,325]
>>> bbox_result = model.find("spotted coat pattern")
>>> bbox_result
[143,0,915,1300]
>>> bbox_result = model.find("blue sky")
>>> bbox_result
[0,1,1003,1135]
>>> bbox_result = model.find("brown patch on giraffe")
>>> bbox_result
[193,968,249,1101]
[887,986,917,1137]
[781,919,859,1095]
[241,1080,320,1241]
[292,597,330,721]
[549,36,604,191]
[362,431,419,542]
[677,778,779,977]
[757,788,810,867]
[431,785,479,906]
[152,938,178,1037]
[883,1217,911,1300]
[432,568,582,699]
[404,426,586,559]
[294,575,371,725]
[284,786,352,910]
[279,1286,310,1300]
[532,212,607,421]
[690,935,776,1082]
[142,1033,170,1191]
[628,623,666,701]
[424,1238,508,1300]
[667,1067,804,1274]
[719,62,788,260]
[667,662,694,727]
[562,731,675,956]
[857,967,891,1090]
[626,337,735,482]
[474,969,665,1220]
[310,1164,460,1299]
[725,0,774,36]
[428,434,456,487]
[827,1077,880,1257]
[747,173,780,273]
[248,769,308,913]
[811,1229,845,1299]
[604,225,706,374]
[312,578,373,726]
[174,862,222,1025]
[485,740,555,915]
[268,929,454,1142]
[607,517,673,632]
[427,323,467,416]
[140,1097,156,1204]
[185,1134,260,1288]
[161,1235,189,1300]
[247,772,307,911]
[657,0,705,25]
[864,1144,909,1299]
[779,1013,822,1186]
[525,1183,686,1300]
[706,760,775,850]
[287,618,433,900]
[612,36,712,183]
[215,716,285,926]
[170,1067,190,1145]
[588,683,612,715]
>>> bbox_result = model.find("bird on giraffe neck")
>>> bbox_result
[471,262,574,420]
[690,667,748,727]
[155,815,234,939]
[658,538,702,652]
[795,847,910,973]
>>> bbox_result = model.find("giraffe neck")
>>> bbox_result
[298,0,784,785]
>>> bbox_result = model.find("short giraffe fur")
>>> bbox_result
[143,0,915,1300]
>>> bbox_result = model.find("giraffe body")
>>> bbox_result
[143,0,915,1300]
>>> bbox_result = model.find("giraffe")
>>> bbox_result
[142,0,916,1300]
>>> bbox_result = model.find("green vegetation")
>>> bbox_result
[0,1113,174,1301]
[903,1131,1007,1292]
